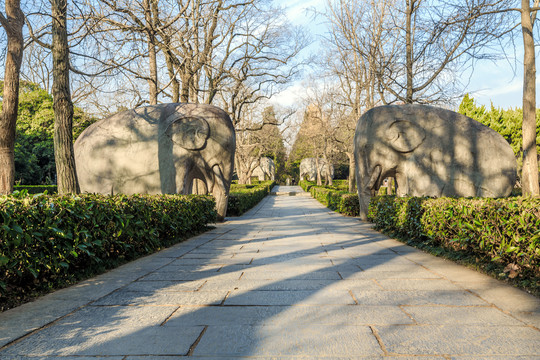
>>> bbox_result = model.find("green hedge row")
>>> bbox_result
[14,185,58,194]
[227,181,276,216]
[301,182,360,217]
[299,180,314,192]
[0,193,216,310]
[369,196,540,273]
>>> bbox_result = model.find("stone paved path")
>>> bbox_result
[1,185,539,359]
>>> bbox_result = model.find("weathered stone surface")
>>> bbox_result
[223,289,357,305]
[349,289,489,306]
[376,325,540,356]
[299,157,334,182]
[402,306,524,325]
[252,156,276,180]
[74,103,235,221]
[91,290,228,306]
[354,104,517,219]
[193,325,382,357]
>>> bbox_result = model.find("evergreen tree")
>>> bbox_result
[458,94,540,184]
[0,82,96,184]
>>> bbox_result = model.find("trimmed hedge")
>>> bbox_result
[369,196,540,276]
[0,193,216,310]
[14,185,58,194]
[303,182,360,217]
[227,181,275,216]
[299,180,314,192]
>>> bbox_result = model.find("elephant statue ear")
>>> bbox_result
[167,115,210,150]
[385,119,425,153]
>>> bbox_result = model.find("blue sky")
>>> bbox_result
[275,0,535,110]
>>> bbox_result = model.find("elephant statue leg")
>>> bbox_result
[212,164,230,222]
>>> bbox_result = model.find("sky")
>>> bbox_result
[273,0,535,111]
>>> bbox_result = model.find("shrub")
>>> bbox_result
[299,180,314,192]
[227,181,275,216]
[338,193,360,216]
[369,195,540,277]
[308,185,360,217]
[0,193,216,310]
[421,197,540,270]
[14,185,57,194]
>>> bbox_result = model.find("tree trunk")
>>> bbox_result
[521,0,540,196]
[180,67,190,103]
[323,154,332,186]
[405,0,414,104]
[0,0,24,194]
[52,0,79,194]
[165,51,179,103]
[144,0,158,105]
[315,157,322,186]
[346,152,356,193]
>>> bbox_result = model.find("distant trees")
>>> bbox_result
[289,101,334,186]
[235,105,288,184]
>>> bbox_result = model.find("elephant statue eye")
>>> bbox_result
[385,119,426,153]
[169,116,210,150]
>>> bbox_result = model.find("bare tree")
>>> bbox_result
[96,0,184,105]
[323,0,398,109]
[234,102,291,184]
[322,0,399,191]
[324,0,509,105]
[389,0,510,104]
[21,41,53,92]
[0,0,24,194]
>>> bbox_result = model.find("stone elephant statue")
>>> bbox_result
[74,103,236,221]
[252,157,275,181]
[299,158,334,183]
[354,104,517,220]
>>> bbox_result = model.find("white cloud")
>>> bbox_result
[462,57,539,109]
[269,83,305,108]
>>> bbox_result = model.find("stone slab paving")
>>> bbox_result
[0,185,539,359]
